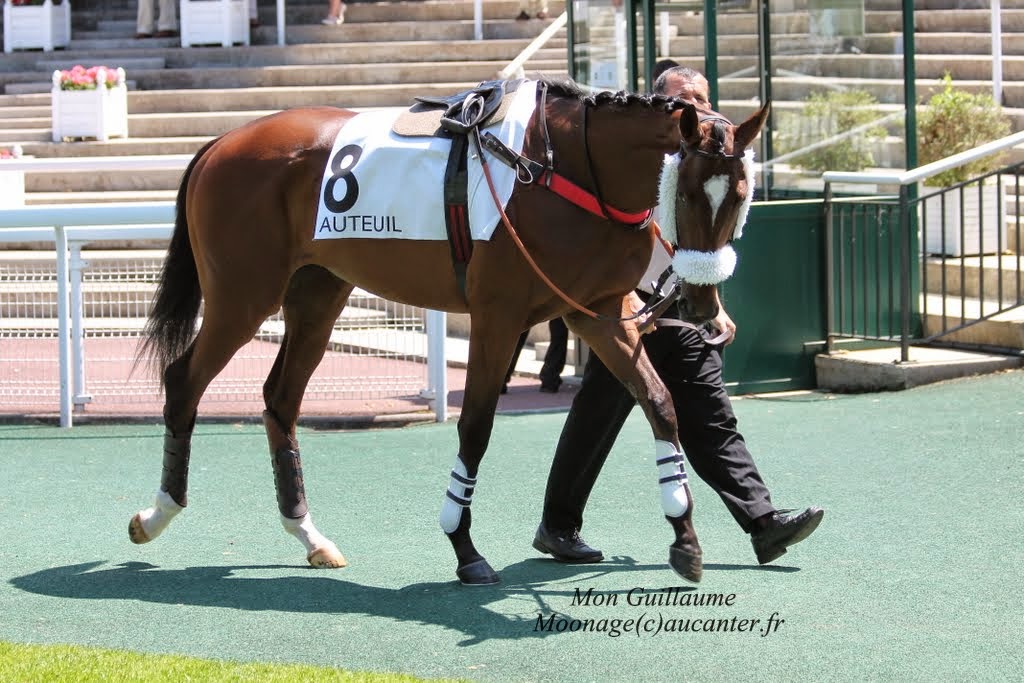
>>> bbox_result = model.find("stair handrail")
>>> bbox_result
[821,129,1024,188]
[498,11,568,80]
[821,129,1024,365]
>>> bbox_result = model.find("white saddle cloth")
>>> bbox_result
[313,81,539,241]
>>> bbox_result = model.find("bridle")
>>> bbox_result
[472,83,742,323]
[479,82,655,231]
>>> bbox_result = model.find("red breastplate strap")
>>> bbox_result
[537,170,653,227]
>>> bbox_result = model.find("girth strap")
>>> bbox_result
[443,133,473,295]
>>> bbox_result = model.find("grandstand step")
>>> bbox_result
[35,57,167,72]
[922,296,1024,349]
[924,255,1024,300]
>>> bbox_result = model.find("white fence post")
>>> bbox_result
[53,226,73,428]
[426,310,448,423]
[69,242,92,410]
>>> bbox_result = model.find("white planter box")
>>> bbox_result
[51,70,129,142]
[3,0,71,53]
[0,170,25,207]
[180,0,250,47]
[922,180,1005,257]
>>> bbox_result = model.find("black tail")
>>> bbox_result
[137,139,217,383]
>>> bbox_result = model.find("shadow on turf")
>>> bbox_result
[9,556,785,646]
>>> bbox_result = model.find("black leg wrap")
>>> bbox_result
[160,427,192,507]
[272,447,309,519]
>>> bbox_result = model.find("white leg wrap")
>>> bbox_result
[280,512,336,555]
[655,440,690,518]
[439,456,475,534]
[137,489,184,540]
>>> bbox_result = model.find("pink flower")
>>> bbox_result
[57,65,124,90]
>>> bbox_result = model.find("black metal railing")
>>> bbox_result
[824,147,1024,361]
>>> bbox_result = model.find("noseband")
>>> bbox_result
[657,111,756,286]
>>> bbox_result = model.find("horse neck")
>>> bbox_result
[546,99,668,214]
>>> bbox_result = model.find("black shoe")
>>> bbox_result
[532,524,603,563]
[750,507,824,564]
[515,10,530,20]
[539,376,561,393]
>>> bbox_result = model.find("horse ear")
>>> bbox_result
[733,100,770,151]
[677,103,701,147]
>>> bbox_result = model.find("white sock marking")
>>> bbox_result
[281,512,337,555]
[136,489,183,540]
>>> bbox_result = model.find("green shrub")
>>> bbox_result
[917,74,1012,187]
[775,89,887,172]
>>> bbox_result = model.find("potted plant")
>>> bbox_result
[918,74,1012,256]
[51,65,129,142]
[773,88,888,190]
[3,0,71,53]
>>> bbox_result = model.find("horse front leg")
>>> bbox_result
[568,299,703,583]
[441,319,525,586]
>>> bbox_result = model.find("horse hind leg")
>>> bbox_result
[262,266,354,569]
[130,299,274,545]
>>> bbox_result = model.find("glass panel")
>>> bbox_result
[645,0,707,92]
[571,0,632,90]
[756,0,908,197]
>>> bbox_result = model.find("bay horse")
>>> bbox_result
[129,78,769,585]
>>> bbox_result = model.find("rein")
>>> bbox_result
[472,83,670,322]
[480,83,654,229]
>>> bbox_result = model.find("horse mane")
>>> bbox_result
[537,77,687,115]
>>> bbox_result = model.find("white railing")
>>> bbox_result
[498,11,568,80]
[0,203,448,427]
[821,130,1024,188]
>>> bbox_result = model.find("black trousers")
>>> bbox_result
[542,323,775,534]
[505,318,568,388]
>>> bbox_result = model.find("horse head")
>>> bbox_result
[659,101,770,323]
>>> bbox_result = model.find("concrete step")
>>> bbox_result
[24,190,177,206]
[662,31,1024,58]
[18,136,212,160]
[120,59,563,90]
[0,129,50,144]
[5,81,139,95]
[713,54,1024,84]
[815,344,1023,392]
[715,75,1024,109]
[924,254,1024,300]
[0,38,565,72]
[922,296,1024,348]
[35,57,167,72]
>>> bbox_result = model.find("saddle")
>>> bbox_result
[391,79,524,138]
[392,79,527,298]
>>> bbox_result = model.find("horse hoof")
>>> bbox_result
[307,545,348,568]
[128,513,151,544]
[669,544,703,583]
[456,559,500,586]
